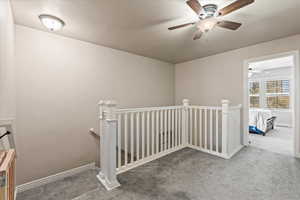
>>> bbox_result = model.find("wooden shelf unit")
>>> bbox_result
[0,150,16,200]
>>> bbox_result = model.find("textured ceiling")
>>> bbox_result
[11,0,300,64]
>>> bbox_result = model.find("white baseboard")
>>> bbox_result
[187,145,228,159]
[186,144,244,160]
[227,145,244,159]
[16,162,95,193]
[96,172,120,191]
[276,124,292,128]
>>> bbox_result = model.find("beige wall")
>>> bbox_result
[175,35,300,105]
[13,22,300,185]
[175,34,300,153]
[15,25,174,185]
[0,0,15,119]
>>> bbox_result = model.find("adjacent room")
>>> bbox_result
[0,0,300,200]
[248,55,295,156]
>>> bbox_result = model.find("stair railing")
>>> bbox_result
[97,99,242,190]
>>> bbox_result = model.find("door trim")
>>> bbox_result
[243,51,300,157]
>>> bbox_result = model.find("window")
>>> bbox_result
[249,79,291,109]
[249,81,260,108]
[265,80,290,109]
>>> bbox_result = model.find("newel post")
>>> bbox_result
[182,99,190,146]
[97,100,120,190]
[221,99,230,157]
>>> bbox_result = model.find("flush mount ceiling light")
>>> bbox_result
[39,14,65,31]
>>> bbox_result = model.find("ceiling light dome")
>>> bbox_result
[39,14,65,31]
[197,18,218,33]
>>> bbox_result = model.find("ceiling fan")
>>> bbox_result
[168,0,255,40]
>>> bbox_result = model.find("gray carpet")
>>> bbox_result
[16,169,101,200]
[17,147,300,200]
[249,127,293,156]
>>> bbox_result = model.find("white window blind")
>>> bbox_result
[264,80,290,109]
[249,81,260,108]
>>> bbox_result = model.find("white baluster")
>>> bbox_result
[130,113,134,163]
[199,109,202,148]
[142,112,145,159]
[172,109,175,148]
[124,113,128,165]
[160,110,163,152]
[151,111,155,155]
[156,111,159,154]
[179,107,183,145]
[136,112,140,161]
[190,108,193,145]
[164,110,167,151]
[216,110,219,153]
[147,111,150,156]
[117,114,121,168]
[175,108,178,147]
[194,108,197,146]
[210,109,213,151]
[204,109,208,150]
[168,109,171,149]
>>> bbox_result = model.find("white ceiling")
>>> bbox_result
[11,0,300,64]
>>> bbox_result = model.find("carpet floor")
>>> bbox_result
[249,127,293,156]
[17,147,300,200]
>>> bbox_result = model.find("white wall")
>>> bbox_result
[0,0,15,153]
[15,25,174,185]
[175,34,300,153]
[0,0,15,119]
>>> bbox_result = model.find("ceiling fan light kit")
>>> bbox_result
[168,0,255,40]
[197,18,218,33]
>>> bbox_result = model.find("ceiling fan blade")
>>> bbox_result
[168,22,195,30]
[193,30,203,40]
[186,0,202,15]
[219,0,254,16]
[217,20,242,30]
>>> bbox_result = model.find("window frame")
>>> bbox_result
[249,78,292,110]
[249,81,261,108]
[264,79,290,109]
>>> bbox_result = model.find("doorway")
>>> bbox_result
[243,51,300,157]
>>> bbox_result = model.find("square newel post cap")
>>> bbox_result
[221,99,230,105]
[105,100,117,107]
[98,100,106,106]
[182,99,190,107]
[98,100,107,120]
[104,100,117,121]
